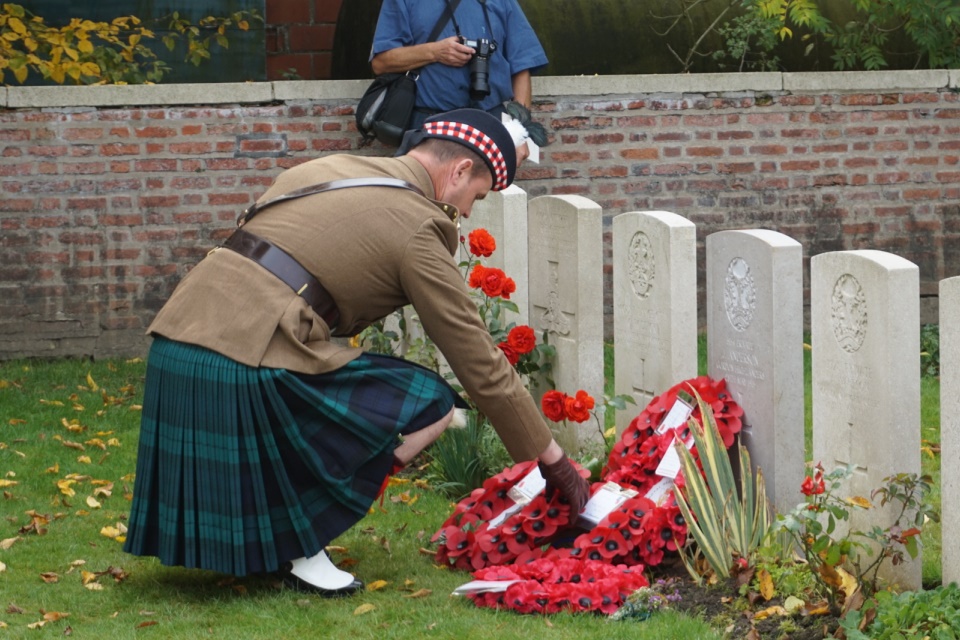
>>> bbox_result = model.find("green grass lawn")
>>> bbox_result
[0,340,944,636]
[0,357,720,638]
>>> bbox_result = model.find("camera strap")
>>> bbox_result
[432,0,463,42]
[444,0,493,43]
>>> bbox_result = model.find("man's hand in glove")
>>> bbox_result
[538,455,591,515]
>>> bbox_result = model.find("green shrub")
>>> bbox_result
[424,410,511,500]
[841,583,960,639]
[921,323,940,378]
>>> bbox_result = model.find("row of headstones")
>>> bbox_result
[458,186,959,591]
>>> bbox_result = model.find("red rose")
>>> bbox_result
[500,276,516,300]
[541,390,567,422]
[479,266,509,298]
[468,264,487,289]
[800,474,825,496]
[468,228,496,257]
[564,390,595,423]
[497,341,520,365]
[507,325,536,355]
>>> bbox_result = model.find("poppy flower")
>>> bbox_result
[596,527,629,560]
[468,228,496,257]
[499,460,537,483]
[541,390,567,422]
[506,325,536,354]
[443,527,473,558]
[513,546,545,565]
[564,390,595,423]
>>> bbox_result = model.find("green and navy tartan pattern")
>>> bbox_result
[124,337,461,577]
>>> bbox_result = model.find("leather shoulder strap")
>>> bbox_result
[238,177,425,227]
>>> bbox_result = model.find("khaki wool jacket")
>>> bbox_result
[148,154,553,462]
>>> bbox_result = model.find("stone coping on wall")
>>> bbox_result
[2,69,958,109]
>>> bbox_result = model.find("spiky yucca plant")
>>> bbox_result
[673,394,773,583]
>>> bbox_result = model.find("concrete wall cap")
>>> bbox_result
[536,72,783,96]
[5,82,274,109]
[0,69,954,109]
[273,79,369,101]
[783,69,949,92]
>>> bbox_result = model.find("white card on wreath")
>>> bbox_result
[451,579,522,596]
[644,476,675,506]
[507,465,545,504]
[578,482,638,528]
[655,392,694,435]
[487,501,523,528]
[654,434,695,479]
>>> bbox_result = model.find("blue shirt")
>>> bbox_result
[371,0,548,113]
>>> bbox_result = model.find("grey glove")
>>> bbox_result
[539,455,590,515]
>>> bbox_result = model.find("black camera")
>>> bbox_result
[460,37,498,100]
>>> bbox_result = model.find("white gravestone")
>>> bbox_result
[528,194,605,455]
[940,276,960,585]
[613,211,697,434]
[706,229,805,516]
[458,184,530,327]
[811,250,921,590]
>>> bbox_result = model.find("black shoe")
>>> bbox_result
[279,562,364,598]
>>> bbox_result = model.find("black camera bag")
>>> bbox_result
[355,0,462,146]
[356,71,418,147]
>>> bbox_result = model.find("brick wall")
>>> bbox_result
[265,0,342,80]
[1,70,958,359]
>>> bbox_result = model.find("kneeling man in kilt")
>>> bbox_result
[123,108,590,597]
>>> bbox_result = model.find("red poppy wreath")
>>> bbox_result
[432,375,744,615]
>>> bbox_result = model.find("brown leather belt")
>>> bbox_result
[222,228,340,330]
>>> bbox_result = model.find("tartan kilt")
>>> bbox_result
[123,336,465,577]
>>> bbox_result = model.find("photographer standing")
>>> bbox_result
[370,0,547,129]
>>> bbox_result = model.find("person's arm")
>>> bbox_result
[371,36,475,75]
[511,69,532,107]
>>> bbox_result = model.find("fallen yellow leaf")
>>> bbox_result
[1,537,19,550]
[837,566,858,600]
[45,463,59,474]
[40,572,60,583]
[366,580,388,591]
[84,582,104,591]
[753,605,788,621]
[404,588,432,599]
[100,526,120,539]
[758,568,775,601]
[77,456,92,464]
[86,496,101,509]
[44,611,69,622]
[0,479,17,488]
[0,560,6,573]
[8,418,26,426]
[86,372,99,391]
[57,479,77,497]
[353,603,376,616]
